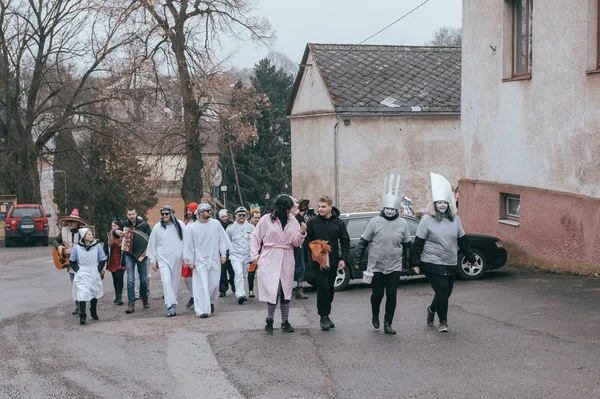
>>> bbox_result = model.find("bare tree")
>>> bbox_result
[267,51,297,75]
[137,0,273,203]
[0,0,142,203]
[429,26,462,47]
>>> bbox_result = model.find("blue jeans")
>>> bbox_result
[125,255,148,304]
[294,246,306,284]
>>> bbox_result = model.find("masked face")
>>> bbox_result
[383,207,398,217]
[435,201,449,214]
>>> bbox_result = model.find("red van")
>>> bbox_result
[4,204,50,247]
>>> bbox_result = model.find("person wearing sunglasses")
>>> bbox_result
[147,205,185,317]
[226,207,255,304]
[183,203,231,318]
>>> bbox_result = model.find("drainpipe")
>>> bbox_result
[333,117,340,206]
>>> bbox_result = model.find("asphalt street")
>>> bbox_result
[0,242,599,398]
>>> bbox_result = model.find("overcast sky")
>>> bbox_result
[228,0,463,68]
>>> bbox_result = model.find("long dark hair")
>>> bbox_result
[271,195,294,229]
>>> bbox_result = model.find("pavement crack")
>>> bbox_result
[452,303,593,345]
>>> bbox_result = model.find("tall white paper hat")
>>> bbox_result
[430,172,455,204]
[382,173,403,209]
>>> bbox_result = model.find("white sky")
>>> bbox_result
[228,0,463,68]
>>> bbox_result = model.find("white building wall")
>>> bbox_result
[290,51,335,116]
[337,116,462,212]
[462,0,600,197]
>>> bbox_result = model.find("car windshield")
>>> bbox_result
[11,208,42,218]
[345,218,371,239]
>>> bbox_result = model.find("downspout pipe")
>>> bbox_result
[333,117,340,206]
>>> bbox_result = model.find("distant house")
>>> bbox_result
[288,43,462,211]
[459,1,600,274]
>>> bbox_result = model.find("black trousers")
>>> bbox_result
[426,273,455,323]
[219,260,235,293]
[315,265,338,316]
[248,271,255,291]
[371,271,401,324]
[111,269,125,298]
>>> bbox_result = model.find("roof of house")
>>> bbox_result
[288,43,461,115]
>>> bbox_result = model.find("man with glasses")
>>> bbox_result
[183,203,231,318]
[147,205,185,317]
[226,207,255,304]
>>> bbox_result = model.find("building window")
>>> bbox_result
[512,0,533,77]
[503,194,521,219]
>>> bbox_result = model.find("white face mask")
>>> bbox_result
[435,201,449,214]
[383,207,398,217]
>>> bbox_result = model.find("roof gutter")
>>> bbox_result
[288,111,460,119]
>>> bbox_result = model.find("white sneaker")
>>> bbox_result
[438,322,449,333]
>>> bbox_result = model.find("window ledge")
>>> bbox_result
[502,74,532,82]
[498,219,520,227]
[585,69,600,75]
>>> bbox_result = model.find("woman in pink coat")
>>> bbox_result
[251,195,307,335]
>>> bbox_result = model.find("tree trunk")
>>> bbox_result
[171,26,204,204]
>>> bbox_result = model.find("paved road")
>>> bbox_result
[0,243,599,398]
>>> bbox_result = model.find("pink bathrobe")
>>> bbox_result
[250,214,306,304]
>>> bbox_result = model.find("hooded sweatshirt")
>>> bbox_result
[306,206,350,266]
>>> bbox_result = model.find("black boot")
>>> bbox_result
[281,320,295,333]
[265,318,274,335]
[79,301,87,325]
[372,313,380,329]
[320,316,331,331]
[384,321,396,335]
[72,301,79,315]
[115,295,124,306]
[90,298,99,321]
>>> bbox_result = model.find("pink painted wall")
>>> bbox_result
[459,179,600,274]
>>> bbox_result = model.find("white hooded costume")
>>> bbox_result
[226,206,255,300]
[70,228,106,302]
[147,205,186,311]
[183,204,231,316]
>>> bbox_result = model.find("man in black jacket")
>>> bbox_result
[122,207,152,314]
[306,195,350,331]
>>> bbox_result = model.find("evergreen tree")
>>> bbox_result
[220,58,294,211]
[53,130,86,216]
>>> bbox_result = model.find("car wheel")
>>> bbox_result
[42,236,49,246]
[458,249,487,280]
[333,264,351,291]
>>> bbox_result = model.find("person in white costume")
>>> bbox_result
[183,203,231,318]
[70,227,107,325]
[226,207,255,305]
[147,205,185,317]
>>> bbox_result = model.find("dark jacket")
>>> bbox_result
[306,207,350,266]
[123,216,152,236]
[120,216,151,265]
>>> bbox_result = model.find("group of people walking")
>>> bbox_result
[55,171,475,334]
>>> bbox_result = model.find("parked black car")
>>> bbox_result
[303,212,508,291]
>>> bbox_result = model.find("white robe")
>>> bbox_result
[226,221,255,298]
[71,241,106,302]
[183,219,230,316]
[147,220,185,308]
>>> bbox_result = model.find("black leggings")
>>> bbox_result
[371,271,401,324]
[111,269,125,298]
[426,273,455,323]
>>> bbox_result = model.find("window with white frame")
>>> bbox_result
[504,194,521,219]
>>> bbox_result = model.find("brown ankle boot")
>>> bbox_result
[126,303,135,314]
